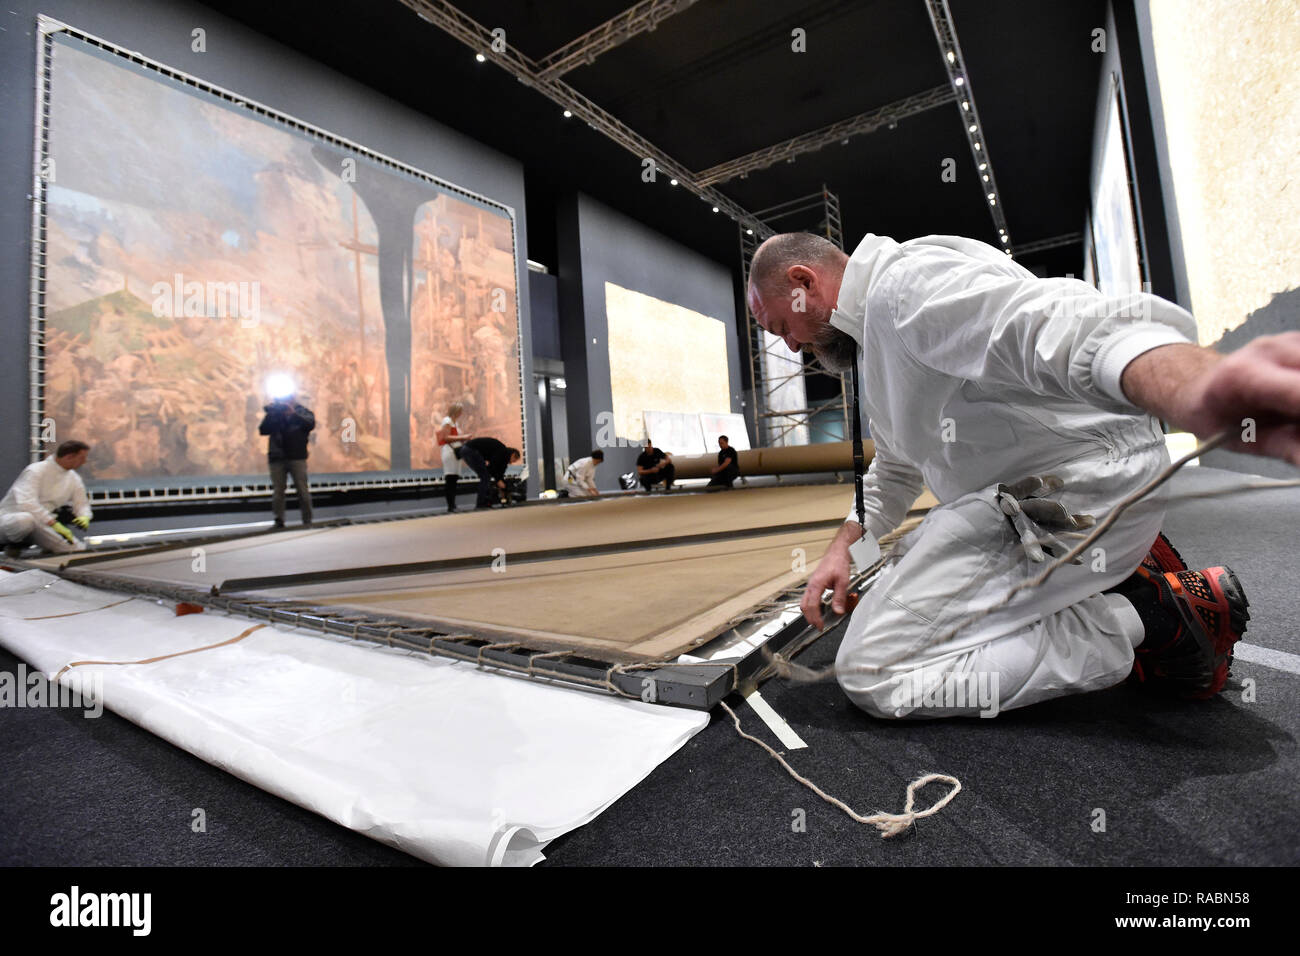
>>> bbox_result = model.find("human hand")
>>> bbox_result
[52,521,75,544]
[800,543,852,630]
[72,516,91,530]
[1128,336,1300,465]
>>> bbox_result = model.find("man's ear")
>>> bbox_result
[787,264,815,289]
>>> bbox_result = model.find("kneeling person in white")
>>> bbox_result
[561,450,604,498]
[1,440,93,555]
[748,232,1297,717]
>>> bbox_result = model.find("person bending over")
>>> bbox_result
[748,230,1299,718]
[636,439,675,493]
[1,440,93,556]
[561,449,604,498]
[460,437,521,510]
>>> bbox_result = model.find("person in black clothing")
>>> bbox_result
[258,392,316,527]
[706,435,740,490]
[635,438,675,492]
[460,437,522,509]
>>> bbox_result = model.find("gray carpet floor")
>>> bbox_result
[2,466,1296,866]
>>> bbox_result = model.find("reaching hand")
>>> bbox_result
[800,543,852,630]
[52,521,75,544]
[72,516,91,530]
[1130,336,1300,466]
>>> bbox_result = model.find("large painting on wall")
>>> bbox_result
[604,282,731,446]
[1092,79,1144,298]
[36,30,523,483]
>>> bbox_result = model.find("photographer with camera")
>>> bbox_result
[258,383,315,528]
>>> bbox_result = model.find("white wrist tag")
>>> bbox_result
[848,534,881,573]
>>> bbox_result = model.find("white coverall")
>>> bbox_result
[831,234,1197,718]
[561,457,600,497]
[0,457,92,554]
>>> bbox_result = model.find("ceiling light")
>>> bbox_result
[1001,235,1009,243]
[982,174,989,182]
[670,178,678,186]
[988,192,995,200]
[746,228,754,235]
[947,50,956,63]
[954,76,965,87]
[711,206,719,213]
[969,124,977,133]
[961,100,970,110]
[979,163,987,170]
[563,109,572,118]
[973,142,982,151]
[475,53,486,63]
[989,198,997,206]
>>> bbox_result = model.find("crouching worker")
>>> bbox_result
[1,440,93,556]
[561,450,603,498]
[460,437,522,510]
[747,231,1299,719]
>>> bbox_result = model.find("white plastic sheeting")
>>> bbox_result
[0,570,707,866]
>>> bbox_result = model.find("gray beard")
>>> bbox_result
[809,324,858,373]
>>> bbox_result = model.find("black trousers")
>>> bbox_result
[458,446,498,508]
[639,462,676,491]
[707,465,739,488]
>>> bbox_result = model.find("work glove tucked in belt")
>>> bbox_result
[996,475,1095,563]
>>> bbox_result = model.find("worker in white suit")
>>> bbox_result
[747,232,1298,717]
[561,450,604,498]
[1,440,93,556]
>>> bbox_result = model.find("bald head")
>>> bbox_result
[748,233,846,298]
[745,232,855,370]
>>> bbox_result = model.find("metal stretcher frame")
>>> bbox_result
[45,559,866,711]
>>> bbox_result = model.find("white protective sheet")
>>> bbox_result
[0,570,708,866]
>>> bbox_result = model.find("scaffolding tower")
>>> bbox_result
[739,187,850,448]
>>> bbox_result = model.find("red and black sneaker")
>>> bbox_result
[1132,566,1250,699]
[1140,531,1188,577]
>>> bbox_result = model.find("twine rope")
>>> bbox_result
[719,700,960,838]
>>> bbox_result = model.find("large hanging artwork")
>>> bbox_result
[33,25,524,484]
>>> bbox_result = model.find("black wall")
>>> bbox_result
[0,0,536,498]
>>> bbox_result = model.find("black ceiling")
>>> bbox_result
[197,0,1108,277]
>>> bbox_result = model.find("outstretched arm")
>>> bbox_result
[1121,334,1300,465]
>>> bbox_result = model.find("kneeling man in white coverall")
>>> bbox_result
[561,449,604,498]
[748,232,1299,718]
[1,440,93,556]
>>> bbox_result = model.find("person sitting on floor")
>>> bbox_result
[706,435,741,491]
[635,439,675,493]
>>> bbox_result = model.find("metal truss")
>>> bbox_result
[1011,231,1084,257]
[697,85,956,187]
[398,0,773,238]
[535,0,699,81]
[924,0,1013,255]
[739,187,849,448]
